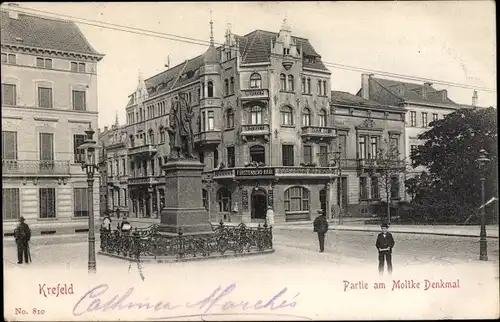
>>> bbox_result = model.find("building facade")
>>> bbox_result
[1,7,104,235]
[330,91,407,218]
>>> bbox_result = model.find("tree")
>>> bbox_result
[409,107,498,223]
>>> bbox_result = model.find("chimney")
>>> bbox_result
[441,89,447,102]
[422,82,432,99]
[472,90,478,106]
[361,74,372,99]
[8,3,19,19]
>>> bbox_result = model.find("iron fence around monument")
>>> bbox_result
[100,222,273,260]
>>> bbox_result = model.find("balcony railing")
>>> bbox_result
[240,124,271,142]
[241,89,269,100]
[194,130,221,145]
[2,160,71,176]
[128,144,157,156]
[128,176,158,185]
[200,98,222,108]
[301,126,337,139]
[212,166,334,180]
[358,158,407,171]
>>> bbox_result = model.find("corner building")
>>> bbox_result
[1,8,104,235]
[121,20,334,225]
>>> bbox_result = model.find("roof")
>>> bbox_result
[331,90,402,110]
[1,10,102,56]
[370,77,458,106]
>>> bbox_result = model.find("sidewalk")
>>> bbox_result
[274,221,499,238]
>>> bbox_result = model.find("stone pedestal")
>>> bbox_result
[158,159,213,235]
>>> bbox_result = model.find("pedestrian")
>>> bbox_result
[376,223,395,275]
[101,213,112,231]
[116,212,122,231]
[14,216,31,264]
[313,209,329,252]
[120,216,132,234]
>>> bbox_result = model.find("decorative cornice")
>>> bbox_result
[33,117,59,122]
[2,115,23,120]
[1,43,104,62]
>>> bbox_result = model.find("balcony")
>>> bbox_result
[194,130,221,146]
[2,160,70,177]
[240,124,270,142]
[241,89,269,101]
[128,176,158,186]
[357,158,407,173]
[200,98,222,109]
[211,166,334,180]
[128,144,157,158]
[301,126,337,141]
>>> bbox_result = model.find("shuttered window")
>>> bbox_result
[3,188,20,221]
[74,135,85,163]
[72,90,86,111]
[2,131,18,160]
[74,188,89,217]
[40,188,56,218]
[282,145,294,166]
[319,146,328,167]
[1,83,16,105]
[39,133,54,161]
[38,87,53,108]
[303,145,312,164]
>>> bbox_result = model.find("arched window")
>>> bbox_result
[301,77,306,93]
[284,186,310,212]
[148,130,154,145]
[307,78,311,94]
[249,145,265,164]
[159,127,165,143]
[288,75,294,91]
[129,135,135,148]
[280,74,286,91]
[224,79,229,96]
[319,109,327,127]
[317,80,322,95]
[250,105,263,124]
[250,73,262,89]
[202,189,208,210]
[322,80,327,96]
[230,77,235,94]
[207,81,214,97]
[217,187,231,212]
[281,105,294,126]
[302,108,311,126]
[226,108,235,129]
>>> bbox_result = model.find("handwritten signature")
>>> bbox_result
[73,283,310,320]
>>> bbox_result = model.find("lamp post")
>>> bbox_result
[476,148,490,261]
[320,149,343,224]
[78,124,101,274]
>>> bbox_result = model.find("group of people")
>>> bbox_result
[101,212,132,233]
[313,210,395,275]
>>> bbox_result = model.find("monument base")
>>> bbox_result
[158,207,214,235]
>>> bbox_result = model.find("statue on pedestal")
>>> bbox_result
[168,93,195,159]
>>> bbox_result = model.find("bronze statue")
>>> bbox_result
[168,93,195,159]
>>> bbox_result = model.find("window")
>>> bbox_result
[302,108,311,126]
[2,131,18,160]
[360,177,368,200]
[202,189,209,211]
[370,137,378,159]
[150,159,155,176]
[37,57,52,68]
[217,188,232,212]
[390,137,399,155]
[250,145,265,164]
[422,112,428,128]
[201,83,205,99]
[38,87,53,108]
[2,53,16,64]
[391,177,400,199]
[73,188,89,217]
[371,177,380,199]
[282,144,294,166]
[303,145,312,164]
[122,159,126,175]
[280,74,286,91]
[227,146,235,168]
[73,134,85,163]
[71,62,77,72]
[307,78,311,94]
[224,79,229,96]
[3,187,20,221]
[71,62,86,72]
[199,151,205,163]
[39,188,56,218]
[319,146,328,167]
[250,73,262,89]
[214,149,219,168]
[284,187,310,212]
[160,128,166,143]
[317,80,322,95]
[281,106,293,125]
[39,133,54,162]
[338,134,347,159]
[358,136,367,159]
[410,111,416,127]
[250,106,263,124]
[301,77,306,93]
[323,80,327,96]
[207,81,214,97]
[124,188,128,206]
[230,77,235,94]
[207,111,215,130]
[319,109,327,127]
[149,130,154,145]
[226,108,234,128]
[72,90,86,111]
[288,75,294,91]
[432,113,438,122]
[1,83,16,105]
[201,112,206,131]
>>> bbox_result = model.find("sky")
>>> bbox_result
[9,1,496,128]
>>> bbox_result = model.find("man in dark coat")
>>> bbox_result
[313,210,329,252]
[375,223,395,275]
[14,216,31,264]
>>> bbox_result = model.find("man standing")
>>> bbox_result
[313,210,329,252]
[376,223,395,275]
[14,217,31,264]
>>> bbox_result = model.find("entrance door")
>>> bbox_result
[319,189,327,216]
[251,188,267,220]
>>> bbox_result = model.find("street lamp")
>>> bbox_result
[78,123,101,273]
[476,148,490,261]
